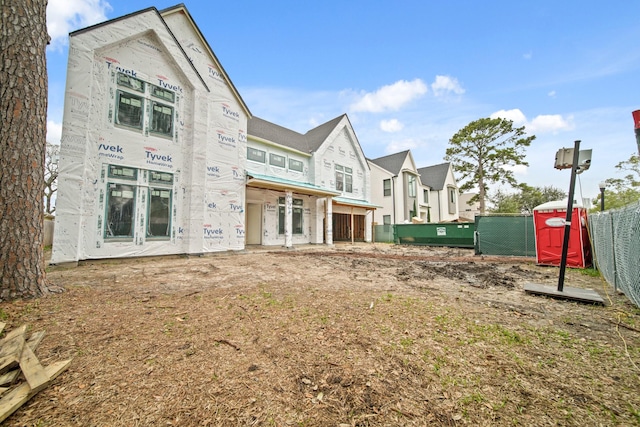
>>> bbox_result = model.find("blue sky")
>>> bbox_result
[46,0,640,201]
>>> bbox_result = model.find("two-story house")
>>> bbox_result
[246,115,376,247]
[51,5,250,263]
[368,151,429,224]
[417,163,459,222]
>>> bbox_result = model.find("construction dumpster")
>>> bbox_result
[394,223,474,248]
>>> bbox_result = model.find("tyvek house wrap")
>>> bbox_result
[51,8,248,264]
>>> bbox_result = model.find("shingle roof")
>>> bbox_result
[248,115,346,154]
[417,162,451,191]
[368,151,410,175]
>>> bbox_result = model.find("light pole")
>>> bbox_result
[598,181,606,212]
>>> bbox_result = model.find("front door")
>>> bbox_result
[245,203,262,245]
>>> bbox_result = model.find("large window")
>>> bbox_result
[335,165,353,193]
[278,197,303,235]
[407,175,416,198]
[383,179,391,197]
[114,73,175,138]
[104,165,173,241]
[105,183,136,238]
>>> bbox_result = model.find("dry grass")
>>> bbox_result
[1,243,639,426]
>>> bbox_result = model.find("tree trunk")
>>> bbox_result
[0,0,50,300]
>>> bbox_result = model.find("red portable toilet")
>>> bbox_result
[533,200,592,268]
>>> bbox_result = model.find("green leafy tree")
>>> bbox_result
[490,184,566,213]
[445,117,535,214]
[592,154,640,211]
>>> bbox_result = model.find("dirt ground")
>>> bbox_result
[1,243,639,426]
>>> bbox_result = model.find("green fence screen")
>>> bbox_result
[474,214,535,257]
[589,200,640,308]
[373,224,395,243]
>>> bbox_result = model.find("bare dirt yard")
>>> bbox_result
[1,243,639,426]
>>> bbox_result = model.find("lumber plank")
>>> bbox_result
[0,336,25,374]
[0,331,47,387]
[19,345,49,393]
[0,359,72,423]
[0,323,5,336]
[0,325,26,344]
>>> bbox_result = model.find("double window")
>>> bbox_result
[278,197,303,235]
[115,73,175,138]
[335,165,353,193]
[104,165,173,241]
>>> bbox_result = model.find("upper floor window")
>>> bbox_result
[289,158,303,172]
[247,147,266,163]
[114,73,175,138]
[408,175,416,198]
[270,153,286,168]
[423,189,429,204]
[383,179,391,197]
[335,165,353,193]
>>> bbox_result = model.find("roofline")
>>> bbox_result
[247,135,312,157]
[160,4,251,117]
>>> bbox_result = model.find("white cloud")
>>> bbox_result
[523,51,533,60]
[46,120,63,144]
[350,79,427,113]
[490,109,573,134]
[380,119,404,133]
[431,75,465,97]
[47,0,112,49]
[491,109,527,125]
[385,138,419,154]
[548,90,556,98]
[527,114,574,133]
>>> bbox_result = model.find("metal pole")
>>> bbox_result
[600,188,605,212]
[557,140,581,292]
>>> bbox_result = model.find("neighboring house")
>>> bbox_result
[417,163,460,222]
[368,150,428,224]
[246,115,376,246]
[51,5,250,263]
[458,192,480,221]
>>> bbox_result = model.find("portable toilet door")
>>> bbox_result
[533,200,592,268]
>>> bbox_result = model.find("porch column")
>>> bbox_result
[325,197,333,245]
[284,191,293,248]
[365,209,373,243]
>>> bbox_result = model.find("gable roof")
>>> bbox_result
[160,4,250,117]
[368,151,410,175]
[248,115,346,154]
[417,162,452,191]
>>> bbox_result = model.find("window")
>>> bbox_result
[423,189,429,204]
[278,197,303,235]
[383,215,391,225]
[289,158,303,172]
[104,165,173,241]
[408,175,416,198]
[247,147,266,163]
[335,165,353,193]
[383,179,391,197]
[114,73,175,138]
[116,91,144,129]
[150,102,173,136]
[270,153,286,168]
[105,183,136,238]
[147,171,174,239]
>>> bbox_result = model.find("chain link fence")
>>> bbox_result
[474,214,536,257]
[589,200,640,307]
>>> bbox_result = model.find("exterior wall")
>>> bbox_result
[368,162,394,224]
[432,167,459,222]
[458,192,480,221]
[246,138,310,182]
[314,123,369,201]
[51,10,247,263]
